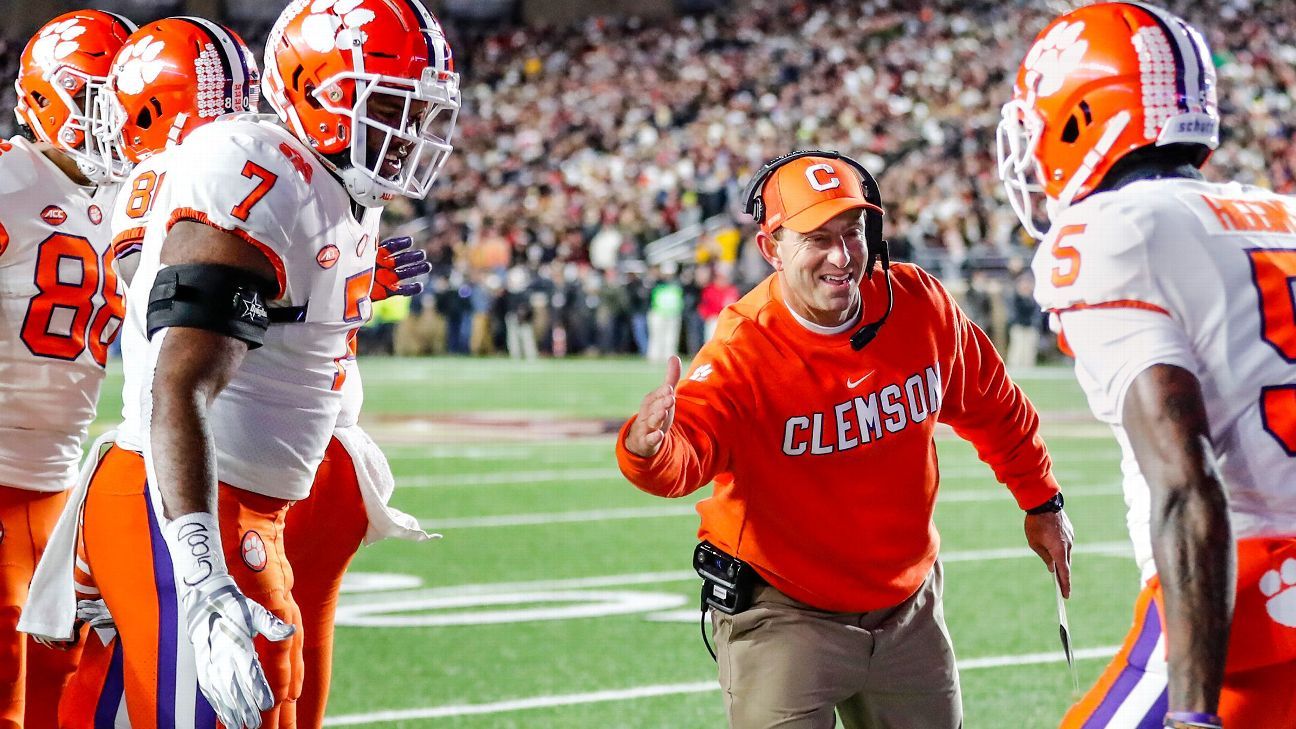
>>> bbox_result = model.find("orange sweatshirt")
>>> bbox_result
[616,265,1059,612]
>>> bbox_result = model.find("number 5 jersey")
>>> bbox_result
[1033,177,1296,580]
[0,136,122,491]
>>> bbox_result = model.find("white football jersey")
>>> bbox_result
[1034,177,1296,578]
[108,149,170,274]
[0,137,122,492]
[116,115,376,500]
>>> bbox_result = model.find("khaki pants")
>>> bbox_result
[712,562,961,729]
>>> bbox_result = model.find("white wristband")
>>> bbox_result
[162,511,229,589]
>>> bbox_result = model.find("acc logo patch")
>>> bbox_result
[41,205,67,226]
[317,244,340,269]
[241,530,268,572]
[87,204,103,225]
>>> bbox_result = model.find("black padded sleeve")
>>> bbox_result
[146,264,276,349]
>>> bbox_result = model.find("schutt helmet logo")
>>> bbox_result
[41,205,68,226]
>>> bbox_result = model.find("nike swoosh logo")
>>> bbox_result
[846,372,874,389]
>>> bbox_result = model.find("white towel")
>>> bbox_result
[331,424,439,545]
[18,430,117,642]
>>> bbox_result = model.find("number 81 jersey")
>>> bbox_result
[1033,177,1296,576]
[116,115,378,500]
[0,137,122,492]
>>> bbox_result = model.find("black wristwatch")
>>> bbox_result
[1026,492,1065,515]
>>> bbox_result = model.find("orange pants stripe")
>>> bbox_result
[1061,536,1296,728]
[0,484,84,729]
[283,436,368,729]
[67,446,303,729]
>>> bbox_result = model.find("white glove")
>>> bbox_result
[164,512,294,729]
[30,599,117,650]
[77,598,118,644]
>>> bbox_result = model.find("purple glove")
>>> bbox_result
[372,236,431,301]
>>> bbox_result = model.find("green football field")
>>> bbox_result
[94,358,1139,728]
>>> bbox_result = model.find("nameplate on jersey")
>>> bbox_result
[1184,192,1296,237]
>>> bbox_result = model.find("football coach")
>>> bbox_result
[615,151,1075,729]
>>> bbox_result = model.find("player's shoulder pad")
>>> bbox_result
[1031,189,1167,313]
[164,116,312,247]
[0,137,44,195]
[170,116,308,186]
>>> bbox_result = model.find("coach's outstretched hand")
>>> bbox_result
[624,355,682,458]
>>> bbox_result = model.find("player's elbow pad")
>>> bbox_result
[146,264,275,349]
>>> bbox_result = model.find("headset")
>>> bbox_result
[742,150,893,350]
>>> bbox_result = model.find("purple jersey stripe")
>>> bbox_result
[93,638,125,728]
[145,491,180,728]
[1145,688,1170,727]
[1085,595,1163,727]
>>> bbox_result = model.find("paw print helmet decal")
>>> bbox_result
[15,9,137,183]
[96,17,260,172]
[996,2,1219,239]
[262,0,460,207]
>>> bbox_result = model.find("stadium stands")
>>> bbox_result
[3,0,1292,357]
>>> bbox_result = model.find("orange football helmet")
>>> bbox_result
[997,2,1219,238]
[262,0,460,207]
[96,16,260,172]
[14,9,137,182]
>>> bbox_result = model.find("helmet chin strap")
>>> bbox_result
[75,156,110,185]
[339,165,389,208]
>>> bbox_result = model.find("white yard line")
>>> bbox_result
[321,646,1118,726]
[418,484,1122,529]
[398,468,622,488]
[394,464,1111,488]
[339,540,1131,604]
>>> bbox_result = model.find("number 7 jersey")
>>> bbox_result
[115,115,378,500]
[1033,177,1296,577]
[0,137,122,491]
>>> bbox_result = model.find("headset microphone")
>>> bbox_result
[850,240,893,351]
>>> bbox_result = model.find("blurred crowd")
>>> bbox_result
[3,0,1294,362]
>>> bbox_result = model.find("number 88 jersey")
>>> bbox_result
[115,114,378,501]
[0,136,123,492]
[1033,177,1296,579]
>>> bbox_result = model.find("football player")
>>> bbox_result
[0,10,134,728]
[998,3,1296,727]
[31,1,459,727]
[71,17,433,726]
[37,16,261,728]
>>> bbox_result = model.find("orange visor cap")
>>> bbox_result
[759,156,883,235]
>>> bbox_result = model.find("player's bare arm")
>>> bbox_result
[1123,364,1233,715]
[624,355,682,458]
[151,221,277,519]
